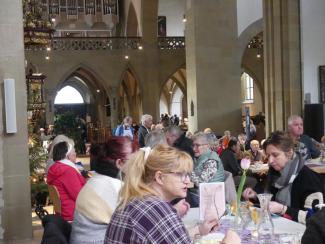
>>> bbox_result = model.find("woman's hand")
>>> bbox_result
[173,199,190,218]
[269,201,285,214]
[198,219,219,236]
[242,187,257,200]
[221,230,241,244]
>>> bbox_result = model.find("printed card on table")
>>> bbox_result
[199,182,225,221]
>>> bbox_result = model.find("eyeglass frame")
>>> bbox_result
[163,171,192,182]
[192,143,208,148]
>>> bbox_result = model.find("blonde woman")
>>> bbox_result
[104,145,240,243]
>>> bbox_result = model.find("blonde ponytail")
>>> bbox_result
[118,144,193,209]
[118,149,155,209]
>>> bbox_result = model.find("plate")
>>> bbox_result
[200,232,225,241]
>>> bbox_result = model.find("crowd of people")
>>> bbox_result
[42,113,325,243]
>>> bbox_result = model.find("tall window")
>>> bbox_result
[54,85,84,104]
[241,72,254,102]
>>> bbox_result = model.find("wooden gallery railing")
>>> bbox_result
[87,123,112,144]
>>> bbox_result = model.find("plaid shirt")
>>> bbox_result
[104,196,192,243]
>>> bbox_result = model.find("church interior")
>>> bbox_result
[1,0,325,242]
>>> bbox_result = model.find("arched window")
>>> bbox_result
[54,85,84,104]
[241,72,254,103]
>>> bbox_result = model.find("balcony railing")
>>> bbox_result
[25,37,185,51]
[158,37,185,49]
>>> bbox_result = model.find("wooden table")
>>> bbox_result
[305,158,325,174]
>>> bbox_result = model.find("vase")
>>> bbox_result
[231,202,247,232]
[257,193,274,242]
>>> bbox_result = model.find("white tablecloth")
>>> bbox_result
[182,208,306,235]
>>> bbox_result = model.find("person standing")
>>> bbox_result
[114,116,134,140]
[138,114,153,147]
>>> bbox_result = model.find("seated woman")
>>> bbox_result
[70,136,133,244]
[47,141,86,221]
[243,131,324,224]
[189,132,225,206]
[104,145,239,243]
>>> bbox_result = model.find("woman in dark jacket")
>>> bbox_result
[243,131,324,224]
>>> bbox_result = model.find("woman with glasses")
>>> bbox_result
[70,136,134,244]
[189,132,225,207]
[104,144,238,243]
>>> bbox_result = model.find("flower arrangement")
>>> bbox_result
[236,158,251,208]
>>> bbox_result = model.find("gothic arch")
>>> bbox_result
[54,64,112,127]
[159,66,187,119]
[57,63,112,98]
[238,18,263,61]
[118,64,142,122]
[126,2,139,36]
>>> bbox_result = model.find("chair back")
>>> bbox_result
[48,185,61,215]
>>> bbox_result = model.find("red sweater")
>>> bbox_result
[47,161,86,221]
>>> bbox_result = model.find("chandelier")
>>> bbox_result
[23,0,55,49]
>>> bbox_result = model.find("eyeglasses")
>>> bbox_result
[164,171,192,182]
[192,143,208,148]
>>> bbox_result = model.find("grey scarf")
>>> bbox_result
[272,153,304,206]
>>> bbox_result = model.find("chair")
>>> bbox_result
[48,185,61,215]
[224,170,237,204]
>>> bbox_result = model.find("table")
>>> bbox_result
[305,158,325,174]
[183,208,305,241]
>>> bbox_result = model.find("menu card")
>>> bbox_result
[199,182,225,221]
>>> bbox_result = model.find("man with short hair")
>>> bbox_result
[138,114,153,147]
[165,125,194,158]
[287,115,320,160]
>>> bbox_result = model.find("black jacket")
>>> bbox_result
[302,208,325,244]
[220,148,241,176]
[265,165,324,223]
[173,133,194,158]
[138,125,149,148]
[41,214,71,244]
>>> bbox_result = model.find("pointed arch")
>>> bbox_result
[238,18,263,61]
[118,64,142,123]
[126,2,139,36]
[58,63,113,98]
[160,66,187,119]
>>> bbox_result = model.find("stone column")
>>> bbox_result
[137,0,160,121]
[263,0,302,134]
[185,0,242,133]
[110,86,119,128]
[0,0,32,240]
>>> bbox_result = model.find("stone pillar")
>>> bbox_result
[185,0,242,133]
[110,86,119,128]
[263,0,302,134]
[0,0,32,240]
[138,0,160,121]
[44,89,55,125]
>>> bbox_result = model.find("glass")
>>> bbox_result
[246,207,261,239]
[257,193,274,242]
[166,171,191,182]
